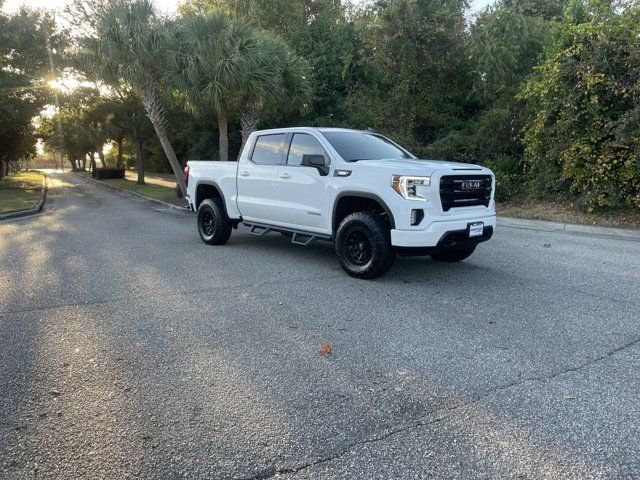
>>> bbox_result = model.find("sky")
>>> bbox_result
[2,0,495,15]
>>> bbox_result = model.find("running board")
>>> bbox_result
[243,222,331,246]
[249,225,272,236]
[291,232,316,246]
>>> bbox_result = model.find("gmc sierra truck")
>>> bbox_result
[184,127,495,279]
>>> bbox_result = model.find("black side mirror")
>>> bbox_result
[301,154,330,176]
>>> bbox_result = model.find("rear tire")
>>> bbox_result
[335,211,395,279]
[430,246,476,262]
[197,198,232,245]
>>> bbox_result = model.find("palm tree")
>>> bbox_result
[89,0,187,195]
[165,10,255,161]
[236,33,311,152]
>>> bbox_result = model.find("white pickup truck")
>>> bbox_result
[185,127,496,278]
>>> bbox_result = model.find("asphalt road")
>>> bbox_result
[1,172,639,479]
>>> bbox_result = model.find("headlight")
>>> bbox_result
[391,175,430,201]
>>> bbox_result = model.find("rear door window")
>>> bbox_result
[251,134,287,165]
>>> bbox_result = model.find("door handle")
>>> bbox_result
[279,173,291,179]
[239,170,250,177]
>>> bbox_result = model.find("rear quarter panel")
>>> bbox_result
[187,161,241,219]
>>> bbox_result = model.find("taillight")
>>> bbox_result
[183,165,189,187]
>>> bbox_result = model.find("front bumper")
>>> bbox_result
[390,214,496,248]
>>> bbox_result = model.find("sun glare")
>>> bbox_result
[48,77,82,92]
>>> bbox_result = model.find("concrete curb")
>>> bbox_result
[497,216,640,241]
[0,173,48,221]
[72,172,192,214]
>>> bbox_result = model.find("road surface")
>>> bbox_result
[1,172,639,479]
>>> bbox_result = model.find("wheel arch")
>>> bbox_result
[332,191,396,234]
[195,181,229,216]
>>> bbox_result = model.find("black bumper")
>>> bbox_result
[394,226,494,257]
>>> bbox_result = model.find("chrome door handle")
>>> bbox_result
[239,171,250,177]
[279,173,291,179]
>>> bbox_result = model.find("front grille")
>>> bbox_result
[439,175,492,212]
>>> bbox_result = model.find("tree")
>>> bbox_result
[38,87,107,171]
[180,0,352,129]
[349,0,473,148]
[234,33,310,152]
[89,0,187,195]
[165,11,255,160]
[522,0,640,209]
[0,6,66,178]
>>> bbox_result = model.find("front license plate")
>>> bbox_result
[468,222,484,237]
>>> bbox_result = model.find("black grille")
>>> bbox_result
[439,175,492,212]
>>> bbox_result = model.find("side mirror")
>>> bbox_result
[301,154,330,176]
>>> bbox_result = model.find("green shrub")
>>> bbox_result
[484,155,525,202]
[522,4,640,210]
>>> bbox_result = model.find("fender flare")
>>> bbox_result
[332,191,396,232]
[195,181,231,218]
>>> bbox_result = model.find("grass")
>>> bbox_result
[0,171,44,214]
[497,199,640,230]
[102,178,177,201]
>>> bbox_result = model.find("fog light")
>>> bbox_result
[410,209,424,226]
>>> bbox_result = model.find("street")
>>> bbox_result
[1,172,639,479]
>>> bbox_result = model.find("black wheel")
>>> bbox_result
[335,211,395,279]
[197,198,232,245]
[430,246,476,262]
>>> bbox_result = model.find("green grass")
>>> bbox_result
[0,171,44,214]
[102,178,177,201]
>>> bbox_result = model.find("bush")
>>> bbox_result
[484,155,525,202]
[95,168,125,179]
[522,5,640,210]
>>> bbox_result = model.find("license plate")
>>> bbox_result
[468,222,484,237]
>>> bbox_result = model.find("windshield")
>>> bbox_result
[322,132,414,162]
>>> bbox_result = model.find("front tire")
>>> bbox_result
[430,246,476,262]
[197,198,232,245]
[335,212,395,279]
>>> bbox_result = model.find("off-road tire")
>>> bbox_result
[430,246,476,262]
[335,211,395,279]
[197,198,232,245]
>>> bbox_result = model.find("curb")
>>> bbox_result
[0,173,48,221]
[497,216,640,241]
[72,172,191,214]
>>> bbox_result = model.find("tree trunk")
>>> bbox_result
[239,104,263,155]
[89,152,96,173]
[97,146,106,168]
[82,155,87,171]
[141,79,186,196]
[0,157,4,180]
[131,115,145,185]
[116,136,124,168]
[218,98,229,161]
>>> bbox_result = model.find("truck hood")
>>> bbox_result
[352,158,484,175]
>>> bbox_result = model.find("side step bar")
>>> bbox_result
[244,222,331,246]
[291,233,315,246]
[249,225,272,236]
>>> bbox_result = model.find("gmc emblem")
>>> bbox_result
[461,180,481,191]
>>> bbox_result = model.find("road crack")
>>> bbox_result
[242,334,640,479]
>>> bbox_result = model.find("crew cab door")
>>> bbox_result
[275,133,334,233]
[236,133,287,224]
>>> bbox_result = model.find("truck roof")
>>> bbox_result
[252,127,371,135]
